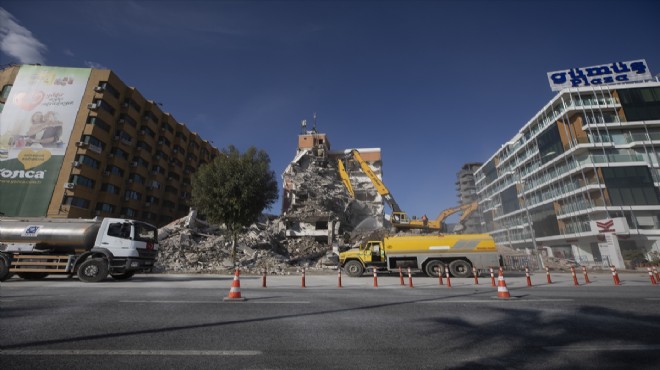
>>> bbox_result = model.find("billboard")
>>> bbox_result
[0,65,91,216]
[547,59,652,91]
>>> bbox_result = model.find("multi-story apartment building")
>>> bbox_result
[475,71,660,269]
[0,64,219,226]
[455,162,482,233]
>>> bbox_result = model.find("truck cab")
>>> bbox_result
[339,240,386,277]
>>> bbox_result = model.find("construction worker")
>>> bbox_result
[422,214,428,227]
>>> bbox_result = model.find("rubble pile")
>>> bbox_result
[155,150,381,274]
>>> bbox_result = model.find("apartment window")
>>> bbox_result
[602,166,660,206]
[124,190,142,201]
[114,130,133,146]
[145,195,159,205]
[143,111,158,123]
[118,113,137,127]
[80,135,105,153]
[75,154,100,169]
[537,124,563,164]
[110,147,129,161]
[136,140,152,153]
[500,185,520,215]
[157,136,171,147]
[63,196,90,209]
[133,155,149,169]
[618,87,660,121]
[175,131,188,142]
[123,98,141,112]
[97,82,120,99]
[139,125,156,138]
[101,183,120,195]
[160,122,174,134]
[86,116,110,132]
[482,160,498,186]
[92,99,115,115]
[71,174,95,189]
[95,202,115,213]
[121,207,138,218]
[128,172,145,184]
[106,165,124,177]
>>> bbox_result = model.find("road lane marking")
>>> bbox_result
[544,344,660,352]
[0,350,262,356]
[120,300,310,304]
[417,299,574,303]
[645,298,660,301]
[418,299,575,303]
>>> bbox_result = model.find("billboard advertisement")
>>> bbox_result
[0,65,91,216]
[547,59,652,91]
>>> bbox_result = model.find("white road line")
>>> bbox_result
[0,350,262,356]
[645,298,660,301]
[417,299,574,303]
[544,344,660,352]
[120,300,309,304]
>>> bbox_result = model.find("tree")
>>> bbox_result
[191,145,278,262]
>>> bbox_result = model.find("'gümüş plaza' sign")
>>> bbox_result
[547,59,652,91]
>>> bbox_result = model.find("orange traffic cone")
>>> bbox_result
[224,268,246,301]
[497,274,511,299]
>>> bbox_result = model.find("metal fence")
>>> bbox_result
[501,255,541,271]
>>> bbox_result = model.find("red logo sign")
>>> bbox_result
[596,220,615,233]
[146,242,154,251]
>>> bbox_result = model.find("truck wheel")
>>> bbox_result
[424,260,445,277]
[344,260,365,277]
[449,260,472,278]
[0,254,11,281]
[17,272,49,280]
[111,271,135,280]
[78,258,108,283]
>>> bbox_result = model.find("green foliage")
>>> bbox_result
[191,145,278,234]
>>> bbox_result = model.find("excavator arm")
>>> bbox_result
[337,159,355,198]
[347,149,403,213]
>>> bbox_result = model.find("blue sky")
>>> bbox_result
[2,0,660,220]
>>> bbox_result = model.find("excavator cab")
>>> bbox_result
[391,212,410,225]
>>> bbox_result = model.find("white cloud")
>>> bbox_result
[63,49,74,57]
[84,60,109,69]
[0,8,47,64]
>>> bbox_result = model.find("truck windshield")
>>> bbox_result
[133,223,157,243]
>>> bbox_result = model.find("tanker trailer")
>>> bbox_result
[0,217,158,282]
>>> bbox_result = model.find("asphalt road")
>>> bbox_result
[1,271,659,369]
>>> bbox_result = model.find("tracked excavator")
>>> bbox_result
[338,149,478,232]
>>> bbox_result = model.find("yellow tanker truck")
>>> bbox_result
[339,234,499,278]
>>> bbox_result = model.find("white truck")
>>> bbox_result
[0,217,158,282]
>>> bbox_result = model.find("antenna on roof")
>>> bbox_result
[312,112,317,132]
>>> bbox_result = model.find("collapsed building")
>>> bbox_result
[155,127,388,274]
[281,128,385,243]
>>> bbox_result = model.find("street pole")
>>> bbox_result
[520,179,544,270]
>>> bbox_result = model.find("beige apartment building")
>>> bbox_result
[0,64,219,226]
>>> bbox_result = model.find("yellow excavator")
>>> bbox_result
[338,149,478,232]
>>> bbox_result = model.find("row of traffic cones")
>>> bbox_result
[226,264,659,301]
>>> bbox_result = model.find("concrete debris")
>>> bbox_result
[155,149,385,274]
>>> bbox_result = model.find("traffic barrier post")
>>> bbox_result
[445,266,451,288]
[570,266,579,286]
[262,268,267,288]
[546,266,552,284]
[525,266,532,287]
[490,267,496,287]
[408,267,414,288]
[647,267,657,285]
[582,266,591,284]
[473,267,479,285]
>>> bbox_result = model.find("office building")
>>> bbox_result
[475,61,660,269]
